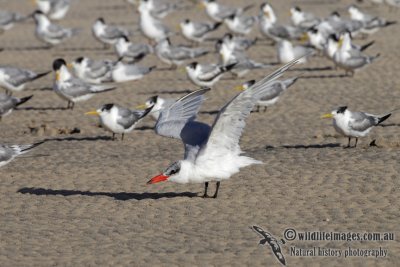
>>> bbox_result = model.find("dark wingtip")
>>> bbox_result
[16,95,34,106]
[378,113,391,124]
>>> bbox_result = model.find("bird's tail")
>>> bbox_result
[16,95,33,107]
[32,71,51,81]
[282,76,300,88]
[360,40,375,51]
[212,22,223,31]
[368,53,380,63]
[384,21,397,27]
[221,62,238,72]
[378,113,391,125]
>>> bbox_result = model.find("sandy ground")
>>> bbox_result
[0,0,399,266]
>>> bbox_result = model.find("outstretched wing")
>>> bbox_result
[196,57,302,160]
[155,88,210,140]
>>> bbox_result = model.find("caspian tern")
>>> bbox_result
[147,57,302,198]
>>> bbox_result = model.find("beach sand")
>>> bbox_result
[0,0,399,266]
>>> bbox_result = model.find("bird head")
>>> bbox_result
[136,96,158,110]
[85,103,115,117]
[321,106,347,119]
[52,58,68,81]
[234,80,256,91]
[147,161,182,184]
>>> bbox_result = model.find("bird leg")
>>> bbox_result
[256,105,260,113]
[212,181,221,198]
[354,138,358,148]
[202,182,209,198]
[263,106,267,112]
[346,137,351,148]
[112,133,115,141]
[121,133,125,141]
[6,90,11,96]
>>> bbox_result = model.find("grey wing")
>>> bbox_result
[216,6,236,19]
[116,108,141,129]
[196,57,301,158]
[0,145,14,162]
[46,23,69,39]
[192,23,213,37]
[103,25,126,39]
[342,56,368,68]
[349,112,378,131]
[2,67,37,87]
[198,66,223,82]
[269,25,291,39]
[124,65,151,76]
[165,47,192,60]
[259,82,284,101]
[155,88,210,140]
[0,96,16,115]
[61,78,92,97]
[87,62,110,78]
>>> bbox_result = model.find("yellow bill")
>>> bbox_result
[55,71,60,81]
[135,104,147,109]
[299,33,309,43]
[234,85,245,91]
[85,110,100,116]
[321,113,333,119]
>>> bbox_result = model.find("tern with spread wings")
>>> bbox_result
[147,57,302,198]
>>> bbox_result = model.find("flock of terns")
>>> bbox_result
[0,0,398,197]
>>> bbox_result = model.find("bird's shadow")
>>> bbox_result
[265,143,341,150]
[137,89,192,95]
[200,110,219,115]
[378,123,400,128]
[17,187,199,201]
[41,136,114,142]
[135,126,154,131]
[299,74,349,79]
[18,106,69,111]
[290,66,334,72]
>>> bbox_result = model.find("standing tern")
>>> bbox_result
[147,57,302,198]
[34,0,71,20]
[85,103,153,140]
[0,94,33,120]
[185,61,236,87]
[219,41,269,77]
[201,0,254,22]
[333,32,380,76]
[290,6,320,29]
[180,19,222,43]
[155,38,209,69]
[138,2,173,43]
[348,5,396,36]
[92,18,133,48]
[0,65,50,95]
[33,10,79,46]
[114,36,153,63]
[216,33,257,52]
[322,106,392,147]
[224,13,257,35]
[236,77,299,112]
[259,3,303,42]
[70,57,114,84]
[111,61,155,82]
[277,40,314,64]
[0,142,43,168]
[52,59,116,109]
[141,0,186,19]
